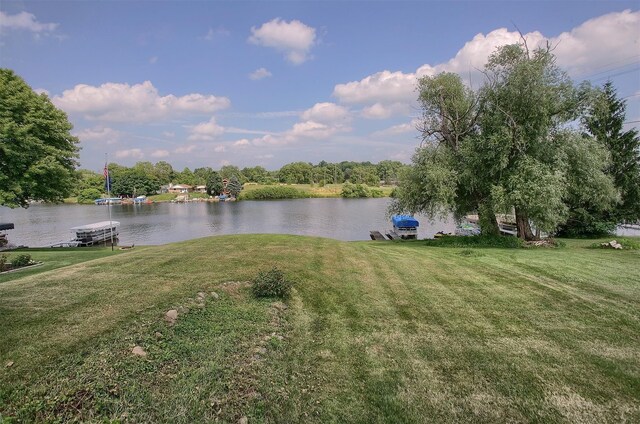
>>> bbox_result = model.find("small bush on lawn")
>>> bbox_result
[0,253,7,271]
[252,267,292,298]
[11,254,32,267]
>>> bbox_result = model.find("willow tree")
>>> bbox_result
[0,69,79,208]
[478,43,579,239]
[391,72,504,234]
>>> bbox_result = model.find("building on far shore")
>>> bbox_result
[195,185,207,193]
[168,184,193,194]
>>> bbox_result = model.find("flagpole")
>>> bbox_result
[105,153,114,251]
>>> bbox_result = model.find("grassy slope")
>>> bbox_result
[0,236,638,423]
[242,184,395,198]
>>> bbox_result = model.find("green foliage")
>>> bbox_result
[153,161,175,185]
[0,253,7,271]
[240,186,310,200]
[390,145,458,218]
[341,182,383,198]
[11,253,32,267]
[205,171,223,196]
[251,267,293,298]
[422,235,524,249]
[77,188,103,204]
[0,69,80,208]
[278,162,314,184]
[226,175,243,198]
[110,167,159,197]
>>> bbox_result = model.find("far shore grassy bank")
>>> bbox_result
[63,183,396,204]
[1,235,638,422]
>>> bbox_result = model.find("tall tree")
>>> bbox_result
[479,43,578,239]
[205,171,223,196]
[154,161,174,185]
[0,69,80,207]
[226,175,243,198]
[584,81,640,224]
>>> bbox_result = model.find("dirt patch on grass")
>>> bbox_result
[219,281,251,300]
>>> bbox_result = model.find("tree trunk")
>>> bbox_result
[515,207,535,240]
[478,203,500,236]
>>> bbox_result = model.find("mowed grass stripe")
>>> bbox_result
[1,235,638,422]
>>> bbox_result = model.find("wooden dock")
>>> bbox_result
[369,230,387,241]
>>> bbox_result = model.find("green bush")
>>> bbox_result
[341,182,382,198]
[252,267,293,298]
[0,253,7,271]
[240,186,311,200]
[11,254,32,267]
[77,188,103,204]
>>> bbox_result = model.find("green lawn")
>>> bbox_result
[242,183,395,198]
[0,236,638,423]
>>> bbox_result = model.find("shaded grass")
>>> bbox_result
[1,235,639,423]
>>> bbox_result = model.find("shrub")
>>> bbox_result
[77,188,103,204]
[252,267,293,298]
[0,253,7,271]
[11,254,32,267]
[341,182,381,198]
[240,186,311,200]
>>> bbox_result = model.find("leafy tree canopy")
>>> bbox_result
[0,69,80,208]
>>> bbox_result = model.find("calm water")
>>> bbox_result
[0,198,457,247]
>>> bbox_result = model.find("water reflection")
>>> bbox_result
[1,199,635,247]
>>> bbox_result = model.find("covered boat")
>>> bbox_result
[69,221,120,246]
[391,215,419,239]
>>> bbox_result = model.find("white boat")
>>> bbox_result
[69,221,120,246]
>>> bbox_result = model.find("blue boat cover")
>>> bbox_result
[392,215,419,228]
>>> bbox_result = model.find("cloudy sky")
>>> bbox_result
[1,1,638,172]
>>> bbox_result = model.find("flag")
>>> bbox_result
[104,163,112,192]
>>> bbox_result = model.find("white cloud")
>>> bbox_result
[552,9,640,77]
[163,131,175,138]
[361,102,410,120]
[249,67,273,80]
[372,118,421,137]
[214,145,226,153]
[0,11,58,34]
[301,102,351,124]
[334,70,417,105]
[233,139,250,148]
[187,117,225,141]
[54,80,230,122]
[248,18,316,64]
[332,10,640,118]
[151,149,170,158]
[115,148,144,159]
[75,127,121,144]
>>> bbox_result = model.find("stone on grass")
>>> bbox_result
[601,240,623,250]
[272,302,288,311]
[132,346,147,357]
[210,291,219,300]
[165,309,178,324]
[238,417,248,424]
[197,291,207,300]
[6,361,14,368]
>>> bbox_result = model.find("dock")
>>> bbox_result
[369,230,387,241]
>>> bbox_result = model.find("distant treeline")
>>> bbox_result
[72,160,406,200]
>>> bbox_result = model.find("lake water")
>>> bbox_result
[2,199,636,247]
[0,198,457,247]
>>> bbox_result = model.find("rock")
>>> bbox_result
[197,291,207,300]
[154,331,163,339]
[272,302,288,311]
[238,417,248,424]
[255,347,267,355]
[132,346,147,357]
[165,309,178,324]
[5,361,14,368]
[210,291,219,300]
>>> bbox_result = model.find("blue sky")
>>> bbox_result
[1,1,639,173]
